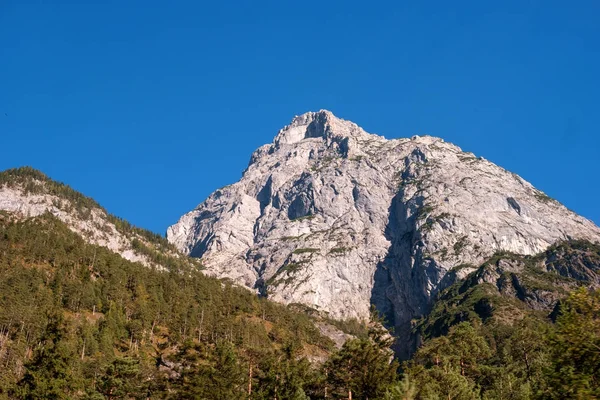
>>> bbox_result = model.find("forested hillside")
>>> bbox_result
[0,213,372,398]
[0,167,198,270]
[0,213,599,399]
[0,168,599,398]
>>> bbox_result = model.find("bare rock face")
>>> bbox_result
[167,110,600,352]
[0,186,149,264]
[0,173,190,271]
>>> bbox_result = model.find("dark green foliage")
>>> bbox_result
[383,375,417,400]
[15,313,76,399]
[406,322,490,400]
[404,289,600,399]
[0,213,597,399]
[252,343,317,400]
[542,240,600,284]
[416,205,435,221]
[0,209,403,399]
[534,191,556,204]
[0,167,101,221]
[405,242,600,399]
[420,241,600,341]
[417,282,522,340]
[543,289,600,399]
[454,235,469,254]
[0,213,334,398]
[328,247,352,255]
[1,169,600,398]
[174,341,247,399]
[0,167,179,254]
[293,248,319,255]
[324,317,370,338]
[405,320,546,399]
[266,262,306,287]
[323,325,399,399]
[290,215,315,222]
[410,322,492,378]
[421,212,452,233]
[93,357,148,399]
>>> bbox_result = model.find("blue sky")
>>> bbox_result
[1,0,599,234]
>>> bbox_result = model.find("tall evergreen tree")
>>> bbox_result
[16,313,76,399]
[252,342,314,400]
[94,357,147,400]
[544,289,600,399]
[324,336,398,399]
[176,341,247,399]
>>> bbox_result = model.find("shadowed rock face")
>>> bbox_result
[167,110,600,353]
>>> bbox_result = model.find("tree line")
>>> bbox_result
[0,212,598,398]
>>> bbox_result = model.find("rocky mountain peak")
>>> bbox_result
[248,110,383,169]
[275,109,364,145]
[168,111,600,356]
[289,109,334,129]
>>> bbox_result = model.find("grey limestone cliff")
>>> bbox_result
[0,169,195,271]
[167,110,600,354]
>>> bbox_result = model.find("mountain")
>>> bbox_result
[417,239,600,341]
[0,167,373,398]
[0,167,201,272]
[0,147,599,397]
[167,110,600,355]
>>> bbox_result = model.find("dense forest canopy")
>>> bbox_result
[0,169,599,398]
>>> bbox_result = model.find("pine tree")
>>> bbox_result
[384,375,417,400]
[176,341,247,399]
[252,342,315,400]
[324,337,398,399]
[544,288,600,399]
[15,313,75,399]
[404,322,490,400]
[94,357,147,400]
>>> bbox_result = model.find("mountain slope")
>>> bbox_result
[0,170,374,396]
[0,167,200,272]
[0,211,342,397]
[417,239,600,341]
[167,110,600,354]
[0,168,597,397]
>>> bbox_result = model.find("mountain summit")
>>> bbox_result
[167,111,600,350]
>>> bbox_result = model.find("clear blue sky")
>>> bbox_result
[1,1,599,234]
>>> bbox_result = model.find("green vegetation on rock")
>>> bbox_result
[293,248,319,255]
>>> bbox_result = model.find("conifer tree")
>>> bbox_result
[16,313,75,399]
[544,288,600,399]
[94,357,147,400]
[324,336,398,399]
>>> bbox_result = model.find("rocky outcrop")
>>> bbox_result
[0,185,149,265]
[417,240,600,344]
[0,169,192,270]
[168,110,600,353]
